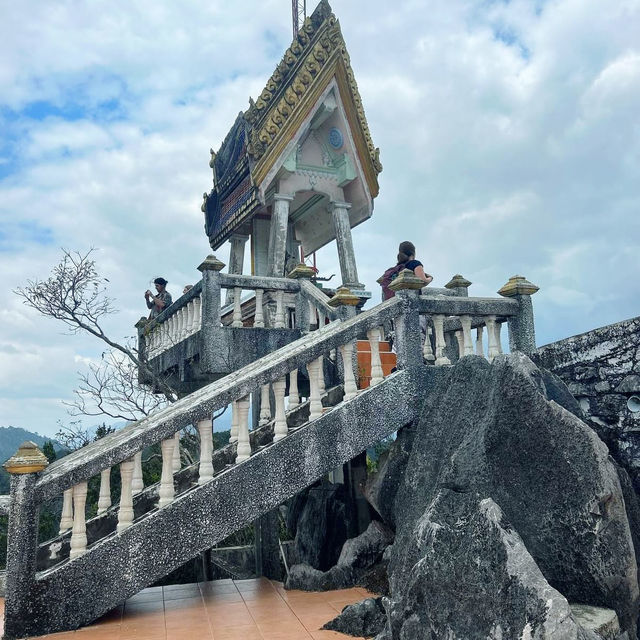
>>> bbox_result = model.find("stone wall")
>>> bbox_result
[534,316,640,490]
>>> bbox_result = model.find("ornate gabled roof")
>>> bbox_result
[203,0,381,250]
[244,0,382,195]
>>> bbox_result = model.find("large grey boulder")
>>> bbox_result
[383,354,639,638]
[377,491,599,640]
[323,597,387,637]
[337,520,394,569]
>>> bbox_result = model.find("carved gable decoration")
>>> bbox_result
[244,0,381,196]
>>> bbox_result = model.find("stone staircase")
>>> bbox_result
[3,277,536,639]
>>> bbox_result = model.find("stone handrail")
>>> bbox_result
[298,280,340,325]
[36,295,406,503]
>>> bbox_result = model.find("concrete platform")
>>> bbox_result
[1,578,375,639]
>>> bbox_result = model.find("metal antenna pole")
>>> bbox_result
[291,0,306,38]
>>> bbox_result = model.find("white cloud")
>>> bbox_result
[1,0,639,434]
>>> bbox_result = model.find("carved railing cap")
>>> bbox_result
[287,263,316,279]
[4,441,49,475]
[134,317,148,329]
[498,275,540,297]
[445,274,472,289]
[388,269,425,292]
[197,255,226,272]
[328,286,360,307]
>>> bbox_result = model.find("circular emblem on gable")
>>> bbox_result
[328,127,343,149]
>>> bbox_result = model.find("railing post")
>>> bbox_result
[198,254,226,372]
[445,274,471,297]
[289,264,315,332]
[498,275,539,355]
[388,270,424,370]
[3,442,49,639]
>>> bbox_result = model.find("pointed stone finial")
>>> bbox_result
[498,275,539,297]
[328,286,360,307]
[4,442,49,475]
[445,274,472,290]
[287,263,316,279]
[388,269,426,292]
[197,255,226,272]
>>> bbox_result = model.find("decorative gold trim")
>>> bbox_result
[4,441,49,475]
[245,9,381,198]
[498,275,540,297]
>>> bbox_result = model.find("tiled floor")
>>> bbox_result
[2,578,376,639]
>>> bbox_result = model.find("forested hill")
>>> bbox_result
[0,426,60,465]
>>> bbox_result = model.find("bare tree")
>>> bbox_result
[15,248,177,403]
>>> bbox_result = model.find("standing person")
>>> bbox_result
[145,277,173,319]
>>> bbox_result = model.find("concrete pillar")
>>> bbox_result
[330,201,362,289]
[498,275,540,355]
[394,289,424,371]
[3,442,48,640]
[225,234,249,306]
[198,254,225,374]
[267,194,294,277]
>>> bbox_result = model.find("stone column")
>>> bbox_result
[225,234,249,306]
[330,201,362,289]
[198,254,226,373]
[3,442,49,640]
[498,275,540,355]
[388,270,425,370]
[267,194,294,278]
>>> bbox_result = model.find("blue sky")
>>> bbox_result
[1,0,639,436]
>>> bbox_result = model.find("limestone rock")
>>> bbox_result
[323,597,386,637]
[377,491,599,640]
[337,520,393,569]
[285,562,354,591]
[384,354,639,637]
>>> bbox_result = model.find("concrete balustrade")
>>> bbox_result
[158,440,175,509]
[288,369,300,409]
[69,482,88,560]
[235,396,251,462]
[368,328,384,386]
[117,459,135,532]
[197,418,214,485]
[339,341,358,401]
[308,358,323,420]
[476,326,484,356]
[259,385,271,425]
[132,452,144,495]
[423,326,435,363]
[254,289,265,327]
[97,468,111,515]
[230,400,239,443]
[272,378,288,442]
[59,488,73,534]
[172,432,181,473]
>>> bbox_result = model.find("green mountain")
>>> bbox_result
[0,426,62,465]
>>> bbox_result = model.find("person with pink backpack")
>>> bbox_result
[378,241,432,301]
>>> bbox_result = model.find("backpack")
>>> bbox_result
[378,263,406,300]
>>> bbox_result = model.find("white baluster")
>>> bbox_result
[318,307,326,329]
[317,355,326,396]
[273,378,288,442]
[308,358,323,420]
[117,458,135,533]
[495,321,503,354]
[475,326,484,357]
[158,439,175,508]
[339,341,358,401]
[259,385,271,425]
[423,325,435,363]
[455,330,464,358]
[433,315,451,366]
[175,310,183,342]
[197,418,214,485]
[59,487,73,534]
[235,396,251,462]
[288,369,299,409]
[308,300,317,330]
[486,316,499,362]
[194,296,202,332]
[274,290,285,328]
[160,321,168,351]
[166,315,174,346]
[69,482,88,560]
[460,315,474,357]
[178,308,187,340]
[230,400,239,442]
[172,431,181,473]
[232,287,243,327]
[97,468,111,515]
[368,328,384,386]
[185,301,194,335]
[132,451,144,495]
[254,289,265,327]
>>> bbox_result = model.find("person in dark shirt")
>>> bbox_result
[397,241,433,286]
[145,277,173,319]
